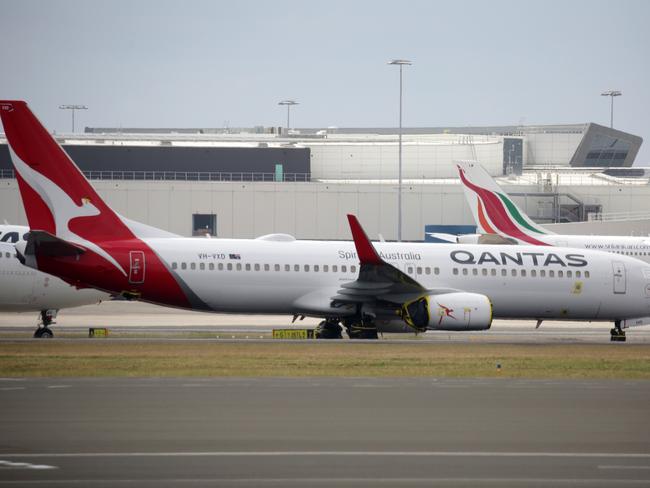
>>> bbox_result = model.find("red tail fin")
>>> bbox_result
[347,214,383,265]
[1,101,202,310]
[0,100,132,243]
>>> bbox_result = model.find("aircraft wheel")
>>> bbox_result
[351,330,379,340]
[347,325,379,340]
[34,327,54,339]
[610,327,626,342]
[315,320,342,339]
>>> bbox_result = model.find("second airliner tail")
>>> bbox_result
[456,160,554,246]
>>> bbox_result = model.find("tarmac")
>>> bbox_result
[2,300,650,343]
[0,377,649,487]
[1,302,650,485]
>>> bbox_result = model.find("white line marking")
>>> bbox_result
[0,387,25,391]
[47,385,71,389]
[0,460,57,470]
[599,465,650,470]
[0,451,649,458]
[0,477,649,485]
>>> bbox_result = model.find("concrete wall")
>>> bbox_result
[524,133,582,166]
[545,219,650,236]
[3,177,650,240]
[309,140,504,179]
[0,179,469,240]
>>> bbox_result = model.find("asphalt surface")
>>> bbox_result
[0,377,649,487]
[3,300,650,343]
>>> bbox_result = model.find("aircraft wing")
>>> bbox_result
[331,215,456,306]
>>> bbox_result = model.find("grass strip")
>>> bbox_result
[0,342,649,379]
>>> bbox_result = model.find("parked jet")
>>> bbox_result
[457,160,650,263]
[2,101,649,341]
[0,226,108,337]
[0,224,28,244]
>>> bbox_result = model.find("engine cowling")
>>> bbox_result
[456,233,517,245]
[456,234,481,244]
[401,292,492,331]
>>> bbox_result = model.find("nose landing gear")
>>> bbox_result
[33,309,57,339]
[610,320,626,342]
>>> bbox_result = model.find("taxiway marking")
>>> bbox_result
[1,451,649,458]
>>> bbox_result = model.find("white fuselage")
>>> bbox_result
[144,237,650,322]
[539,234,650,263]
[0,225,29,245]
[0,238,108,313]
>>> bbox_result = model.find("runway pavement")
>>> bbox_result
[0,377,649,486]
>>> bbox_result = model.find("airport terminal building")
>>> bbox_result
[0,122,646,241]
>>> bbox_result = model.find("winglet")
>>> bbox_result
[347,214,383,265]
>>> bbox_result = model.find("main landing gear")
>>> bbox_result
[610,320,626,342]
[344,318,379,340]
[33,309,57,339]
[315,318,343,339]
[315,313,380,340]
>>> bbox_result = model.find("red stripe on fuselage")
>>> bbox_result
[34,239,195,310]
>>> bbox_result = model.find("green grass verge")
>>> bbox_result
[1,342,650,379]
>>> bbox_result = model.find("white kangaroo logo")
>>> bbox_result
[9,146,127,276]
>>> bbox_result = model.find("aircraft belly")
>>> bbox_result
[467,283,601,320]
[179,273,324,313]
[0,269,33,307]
[203,287,299,313]
[33,280,107,310]
[0,270,106,311]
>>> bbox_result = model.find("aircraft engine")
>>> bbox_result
[456,234,481,244]
[401,292,492,331]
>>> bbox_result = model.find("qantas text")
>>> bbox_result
[450,250,588,267]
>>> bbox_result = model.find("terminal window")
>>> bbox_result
[193,214,217,237]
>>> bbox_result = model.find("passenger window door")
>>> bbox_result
[612,261,626,294]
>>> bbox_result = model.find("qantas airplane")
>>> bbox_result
[1,101,650,342]
[0,224,108,337]
[457,160,650,263]
[0,224,28,244]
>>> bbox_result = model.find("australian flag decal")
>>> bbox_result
[229,253,241,260]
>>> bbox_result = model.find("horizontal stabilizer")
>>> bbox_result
[23,230,86,258]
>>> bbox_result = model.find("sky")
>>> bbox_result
[1,0,649,162]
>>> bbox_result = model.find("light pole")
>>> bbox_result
[278,100,299,134]
[388,59,411,242]
[600,90,621,128]
[58,104,88,133]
